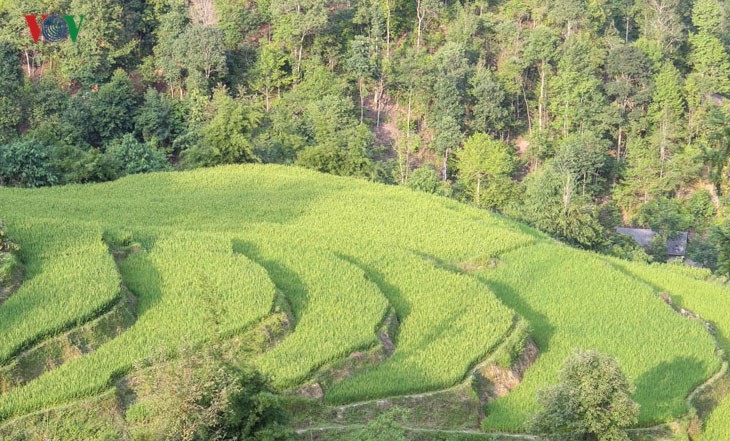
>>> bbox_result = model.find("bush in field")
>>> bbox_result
[106,134,170,176]
[529,350,639,441]
[354,409,408,441]
[127,348,292,441]
[0,140,58,187]
[407,165,442,194]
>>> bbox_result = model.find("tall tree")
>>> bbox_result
[0,42,21,143]
[457,133,516,207]
[270,0,329,74]
[529,350,639,441]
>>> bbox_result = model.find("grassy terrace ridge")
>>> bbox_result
[0,164,727,437]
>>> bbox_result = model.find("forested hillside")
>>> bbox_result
[2,0,730,266]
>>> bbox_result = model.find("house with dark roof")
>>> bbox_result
[615,228,688,257]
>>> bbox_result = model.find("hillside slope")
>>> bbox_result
[0,165,726,438]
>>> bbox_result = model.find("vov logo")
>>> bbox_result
[24,15,85,43]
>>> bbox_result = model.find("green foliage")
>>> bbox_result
[685,189,716,227]
[92,70,140,145]
[407,165,442,194]
[646,233,668,263]
[712,221,730,278]
[636,197,690,233]
[184,87,262,167]
[135,89,185,149]
[456,133,516,208]
[528,350,639,441]
[0,140,58,188]
[0,41,21,144]
[354,409,408,441]
[105,134,170,176]
[127,348,292,441]
[518,166,606,248]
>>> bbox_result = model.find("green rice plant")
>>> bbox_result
[480,243,718,431]
[0,220,120,363]
[0,231,276,419]
[233,237,389,387]
[322,243,515,403]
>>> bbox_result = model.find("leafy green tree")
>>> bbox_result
[154,3,191,98]
[468,67,510,136]
[0,140,58,187]
[0,41,21,143]
[649,62,685,180]
[635,0,684,60]
[105,134,170,176]
[184,87,262,166]
[270,0,329,73]
[686,0,730,142]
[529,349,639,441]
[519,166,606,248]
[180,25,228,92]
[647,233,669,262]
[711,222,730,276]
[92,69,140,145]
[549,37,615,139]
[428,42,470,179]
[605,45,653,161]
[346,36,375,122]
[553,133,608,196]
[59,0,139,84]
[456,133,516,207]
[636,197,690,232]
[135,89,185,149]
[701,109,730,195]
[251,41,292,112]
[406,165,441,194]
[523,27,559,134]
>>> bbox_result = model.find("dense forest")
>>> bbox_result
[2,0,730,269]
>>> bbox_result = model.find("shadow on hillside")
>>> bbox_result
[476,277,555,353]
[635,357,707,418]
[336,253,411,323]
[232,240,308,323]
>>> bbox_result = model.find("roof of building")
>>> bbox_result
[615,228,688,256]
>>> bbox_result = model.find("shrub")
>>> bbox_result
[0,140,58,187]
[407,165,441,194]
[105,134,170,176]
[127,348,292,441]
[528,350,639,441]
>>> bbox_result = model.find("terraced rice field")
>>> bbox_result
[0,164,728,438]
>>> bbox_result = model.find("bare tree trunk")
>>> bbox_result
[522,83,532,135]
[385,0,391,59]
[442,148,450,181]
[617,126,623,162]
[24,50,31,77]
[416,0,424,49]
[538,61,546,132]
[660,119,667,179]
[476,176,481,207]
[359,79,365,122]
[376,77,385,127]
